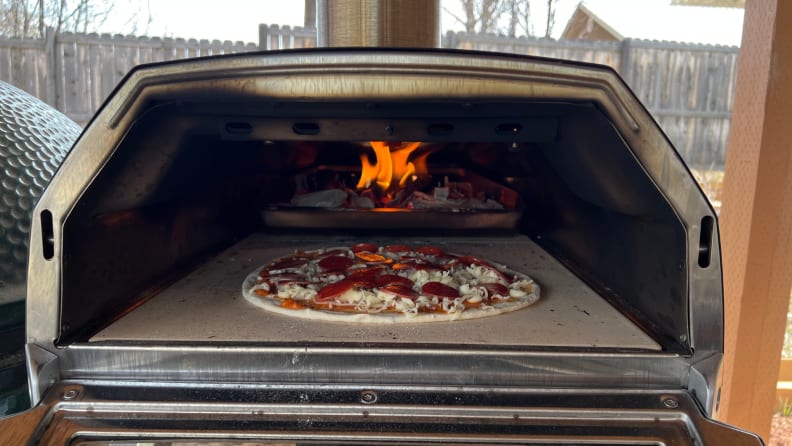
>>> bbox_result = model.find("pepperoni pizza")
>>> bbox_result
[241,243,540,323]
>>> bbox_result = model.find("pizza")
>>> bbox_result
[241,243,540,323]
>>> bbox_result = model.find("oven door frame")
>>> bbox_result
[0,381,764,445]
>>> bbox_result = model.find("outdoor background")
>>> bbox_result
[8,0,790,442]
[0,0,740,213]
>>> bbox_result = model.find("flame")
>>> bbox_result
[356,141,425,191]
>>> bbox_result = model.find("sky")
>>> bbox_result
[101,0,582,43]
[99,0,743,47]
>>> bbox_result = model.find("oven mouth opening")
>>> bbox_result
[56,99,690,355]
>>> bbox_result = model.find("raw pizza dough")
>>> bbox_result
[242,243,540,323]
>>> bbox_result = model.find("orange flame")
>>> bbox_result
[356,141,425,191]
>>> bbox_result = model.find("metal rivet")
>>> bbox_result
[663,398,679,408]
[63,389,78,400]
[360,390,378,404]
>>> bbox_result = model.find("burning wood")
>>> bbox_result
[289,141,516,211]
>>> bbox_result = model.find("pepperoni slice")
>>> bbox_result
[384,244,412,253]
[351,243,379,253]
[318,255,353,272]
[459,256,511,281]
[416,246,445,256]
[481,282,509,297]
[355,251,390,264]
[457,255,490,267]
[316,280,355,301]
[376,274,415,288]
[414,262,441,271]
[346,268,381,288]
[380,284,418,299]
[421,281,460,299]
[480,264,512,282]
[349,276,377,289]
[347,265,385,278]
[391,262,413,271]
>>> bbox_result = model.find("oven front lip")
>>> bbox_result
[24,382,764,446]
[56,342,696,390]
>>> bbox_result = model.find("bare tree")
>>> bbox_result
[444,0,506,34]
[543,0,557,38]
[0,0,135,38]
[506,0,533,37]
[446,0,559,38]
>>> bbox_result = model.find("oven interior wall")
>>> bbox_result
[59,100,687,351]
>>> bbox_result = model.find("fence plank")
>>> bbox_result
[100,34,117,103]
[0,46,11,83]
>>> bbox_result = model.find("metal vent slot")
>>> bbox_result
[40,210,54,260]
[698,216,714,268]
[292,122,321,135]
[224,122,252,134]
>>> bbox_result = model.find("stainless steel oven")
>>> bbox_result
[0,46,764,445]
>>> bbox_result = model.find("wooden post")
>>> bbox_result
[718,0,792,442]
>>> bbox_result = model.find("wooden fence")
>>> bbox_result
[442,32,738,169]
[0,25,738,169]
[0,29,258,125]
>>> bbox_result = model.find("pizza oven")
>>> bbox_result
[0,47,763,445]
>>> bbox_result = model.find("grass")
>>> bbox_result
[781,399,792,417]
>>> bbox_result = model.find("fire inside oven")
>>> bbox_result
[272,141,518,213]
[258,139,522,229]
[59,99,687,355]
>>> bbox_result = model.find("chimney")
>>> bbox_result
[317,0,441,48]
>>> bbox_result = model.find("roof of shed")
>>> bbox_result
[561,0,744,47]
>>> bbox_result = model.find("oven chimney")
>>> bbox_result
[316,0,440,48]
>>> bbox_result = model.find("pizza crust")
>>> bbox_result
[241,270,540,324]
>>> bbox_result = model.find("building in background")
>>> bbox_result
[561,0,744,46]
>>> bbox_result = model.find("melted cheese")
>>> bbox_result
[464,265,506,284]
[276,283,317,301]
